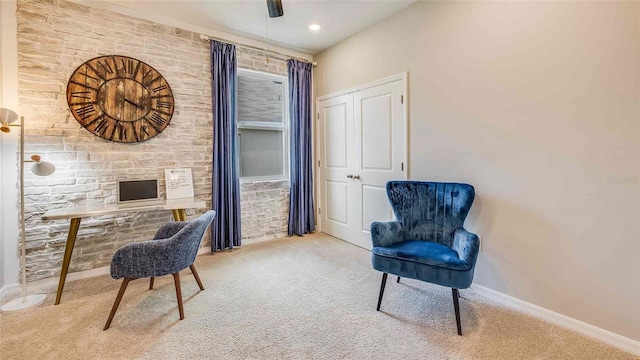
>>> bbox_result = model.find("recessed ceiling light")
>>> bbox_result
[309,23,321,32]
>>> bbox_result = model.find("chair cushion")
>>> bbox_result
[372,240,471,271]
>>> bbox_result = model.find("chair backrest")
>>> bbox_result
[387,181,475,248]
[169,210,216,269]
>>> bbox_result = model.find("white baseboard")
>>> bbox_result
[242,232,288,245]
[470,284,640,356]
[0,283,19,301]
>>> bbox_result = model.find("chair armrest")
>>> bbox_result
[110,238,180,279]
[453,228,480,267]
[371,221,405,248]
[153,221,189,240]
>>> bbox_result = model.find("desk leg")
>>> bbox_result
[55,217,81,305]
[171,210,181,221]
[178,209,187,221]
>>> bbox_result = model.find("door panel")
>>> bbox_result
[353,80,405,249]
[361,94,393,171]
[361,185,393,233]
[318,94,354,241]
[325,180,348,224]
[325,105,348,168]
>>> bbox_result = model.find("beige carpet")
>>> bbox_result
[0,234,636,360]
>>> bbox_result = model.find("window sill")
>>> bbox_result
[240,178,290,185]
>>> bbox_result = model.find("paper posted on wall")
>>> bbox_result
[165,168,194,200]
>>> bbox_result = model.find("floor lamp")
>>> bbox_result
[0,108,55,312]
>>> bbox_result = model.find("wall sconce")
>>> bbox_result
[0,108,55,312]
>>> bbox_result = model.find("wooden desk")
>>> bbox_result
[42,199,207,305]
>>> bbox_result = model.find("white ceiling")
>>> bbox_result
[95,0,416,55]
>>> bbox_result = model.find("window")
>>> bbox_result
[237,69,289,180]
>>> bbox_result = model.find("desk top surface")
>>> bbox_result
[42,199,207,220]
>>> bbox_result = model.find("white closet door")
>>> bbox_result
[318,94,356,241]
[352,79,405,249]
[318,76,406,250]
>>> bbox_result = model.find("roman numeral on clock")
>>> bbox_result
[71,91,92,99]
[152,85,168,93]
[122,58,136,75]
[69,81,98,91]
[74,104,95,120]
[85,63,106,82]
[144,75,162,88]
[141,124,150,137]
[132,61,141,79]
[94,116,109,136]
[96,60,114,76]
[131,123,140,142]
[79,71,100,82]
[110,122,124,142]
[145,112,166,130]
[156,101,172,109]
[142,68,153,83]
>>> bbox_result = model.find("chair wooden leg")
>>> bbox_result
[104,277,132,330]
[190,265,204,291]
[376,273,388,311]
[149,277,154,290]
[396,276,400,283]
[173,272,185,320]
[452,288,462,336]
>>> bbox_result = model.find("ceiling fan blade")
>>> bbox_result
[266,0,283,18]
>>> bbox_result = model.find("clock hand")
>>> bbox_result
[124,98,145,109]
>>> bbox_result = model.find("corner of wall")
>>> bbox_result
[0,0,20,290]
[0,0,4,292]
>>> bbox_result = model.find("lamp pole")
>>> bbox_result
[19,116,28,303]
[0,110,51,312]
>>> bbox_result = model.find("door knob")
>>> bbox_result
[353,175,360,180]
[347,174,353,179]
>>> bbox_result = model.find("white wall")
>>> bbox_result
[314,1,640,341]
[0,0,21,292]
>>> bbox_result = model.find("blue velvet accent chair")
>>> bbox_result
[104,210,216,330]
[371,181,479,335]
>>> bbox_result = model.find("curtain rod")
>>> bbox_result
[199,34,317,67]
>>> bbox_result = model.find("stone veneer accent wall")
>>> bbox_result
[16,0,290,281]
[240,180,289,239]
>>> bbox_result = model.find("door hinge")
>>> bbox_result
[318,160,320,167]
[319,207,321,214]
[401,162,404,171]
[317,113,319,119]
[401,95,404,104]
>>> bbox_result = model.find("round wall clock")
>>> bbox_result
[66,55,174,143]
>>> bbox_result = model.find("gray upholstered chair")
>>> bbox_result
[104,210,216,330]
[371,181,479,335]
